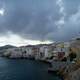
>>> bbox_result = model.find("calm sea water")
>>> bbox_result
[0,57,61,80]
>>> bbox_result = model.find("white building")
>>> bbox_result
[4,48,22,58]
[38,44,53,59]
[20,45,34,58]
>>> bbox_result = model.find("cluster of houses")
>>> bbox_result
[3,38,80,62]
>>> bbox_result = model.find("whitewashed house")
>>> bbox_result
[4,48,22,58]
[38,45,45,59]
[21,45,34,58]
[20,46,28,58]
[32,46,39,60]
[38,44,53,59]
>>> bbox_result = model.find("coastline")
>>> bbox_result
[58,60,80,80]
[2,56,80,80]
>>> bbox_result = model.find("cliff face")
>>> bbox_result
[63,68,80,80]
[67,68,80,80]
[62,61,80,80]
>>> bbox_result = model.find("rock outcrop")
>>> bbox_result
[59,60,80,80]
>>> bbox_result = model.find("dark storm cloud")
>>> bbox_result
[0,0,80,41]
[64,0,80,20]
[0,0,59,40]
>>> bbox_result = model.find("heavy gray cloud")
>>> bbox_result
[0,0,80,41]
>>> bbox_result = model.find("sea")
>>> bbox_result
[0,57,61,80]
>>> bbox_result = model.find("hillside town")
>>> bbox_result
[2,38,80,62]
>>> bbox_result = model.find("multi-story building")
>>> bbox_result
[53,42,70,61]
[4,48,22,58]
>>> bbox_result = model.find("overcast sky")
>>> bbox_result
[0,0,80,46]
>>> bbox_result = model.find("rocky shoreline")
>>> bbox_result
[57,60,80,80]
